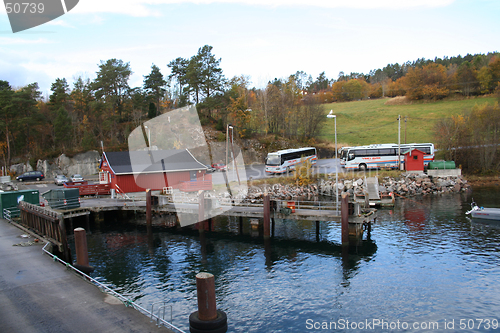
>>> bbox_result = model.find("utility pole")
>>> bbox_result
[398,115,401,170]
[404,116,407,144]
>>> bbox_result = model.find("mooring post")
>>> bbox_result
[146,189,152,227]
[196,272,217,320]
[316,221,320,242]
[74,228,89,267]
[341,193,349,247]
[73,227,94,274]
[189,272,227,333]
[198,190,205,231]
[263,193,270,239]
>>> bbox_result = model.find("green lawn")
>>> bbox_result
[319,96,498,147]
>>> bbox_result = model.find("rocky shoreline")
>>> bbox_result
[245,173,470,202]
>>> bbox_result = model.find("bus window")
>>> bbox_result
[266,155,281,165]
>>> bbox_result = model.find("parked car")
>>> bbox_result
[54,174,69,186]
[204,164,215,173]
[70,174,84,182]
[16,171,44,182]
[211,163,227,172]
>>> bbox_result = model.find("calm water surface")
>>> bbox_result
[76,187,500,332]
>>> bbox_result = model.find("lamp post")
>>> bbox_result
[225,124,230,171]
[327,110,338,216]
[228,125,241,185]
[144,125,151,148]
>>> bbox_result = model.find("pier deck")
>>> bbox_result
[79,197,376,223]
[0,219,174,333]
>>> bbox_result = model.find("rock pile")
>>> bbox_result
[242,174,470,203]
[245,183,319,201]
[319,173,470,198]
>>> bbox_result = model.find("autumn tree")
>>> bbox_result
[54,106,72,150]
[143,64,167,117]
[455,62,478,96]
[49,78,70,113]
[12,83,42,156]
[92,58,132,118]
[167,57,189,107]
[404,64,449,100]
[0,80,14,167]
[196,45,225,101]
[299,94,325,140]
[331,79,370,101]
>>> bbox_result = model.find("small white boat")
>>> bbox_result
[466,201,500,220]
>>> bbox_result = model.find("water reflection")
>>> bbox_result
[70,188,500,332]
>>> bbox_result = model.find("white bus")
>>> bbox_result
[265,147,317,174]
[339,147,351,167]
[342,143,435,170]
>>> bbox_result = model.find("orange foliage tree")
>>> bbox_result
[404,64,449,100]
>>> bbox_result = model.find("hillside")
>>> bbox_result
[318,96,498,147]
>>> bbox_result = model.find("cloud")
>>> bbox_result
[0,37,52,45]
[45,20,74,28]
[70,0,455,16]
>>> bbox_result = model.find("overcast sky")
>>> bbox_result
[0,0,498,97]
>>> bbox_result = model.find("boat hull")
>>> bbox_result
[470,208,500,221]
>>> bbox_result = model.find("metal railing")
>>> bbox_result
[41,243,186,333]
[164,193,339,212]
[3,207,18,220]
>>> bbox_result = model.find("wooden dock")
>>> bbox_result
[78,196,376,224]
[12,193,376,260]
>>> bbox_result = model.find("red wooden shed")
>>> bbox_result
[99,149,211,193]
[403,148,425,172]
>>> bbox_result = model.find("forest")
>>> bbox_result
[0,45,499,172]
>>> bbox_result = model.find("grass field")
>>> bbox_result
[319,96,498,148]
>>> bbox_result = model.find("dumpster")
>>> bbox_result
[42,188,80,210]
[428,161,456,169]
[0,189,40,218]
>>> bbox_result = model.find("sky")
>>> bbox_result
[0,0,499,98]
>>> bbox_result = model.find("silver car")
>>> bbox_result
[70,174,84,182]
[54,174,69,186]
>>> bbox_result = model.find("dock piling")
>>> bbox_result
[146,189,152,226]
[73,227,94,274]
[341,193,349,247]
[189,272,228,332]
[263,194,270,239]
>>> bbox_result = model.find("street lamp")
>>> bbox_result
[226,124,232,171]
[327,110,338,216]
[144,125,151,148]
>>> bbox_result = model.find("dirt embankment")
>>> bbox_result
[465,175,500,187]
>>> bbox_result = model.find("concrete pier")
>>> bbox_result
[0,219,174,333]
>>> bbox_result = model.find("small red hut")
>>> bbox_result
[403,148,425,172]
[99,149,211,193]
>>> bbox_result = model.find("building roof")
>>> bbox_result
[102,149,208,175]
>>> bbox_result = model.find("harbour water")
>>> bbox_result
[76,187,500,332]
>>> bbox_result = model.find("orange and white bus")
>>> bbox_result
[342,143,435,170]
[265,147,317,174]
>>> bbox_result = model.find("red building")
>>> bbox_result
[99,149,212,193]
[404,148,425,172]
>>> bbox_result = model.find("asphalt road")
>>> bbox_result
[210,158,342,185]
[13,158,343,193]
